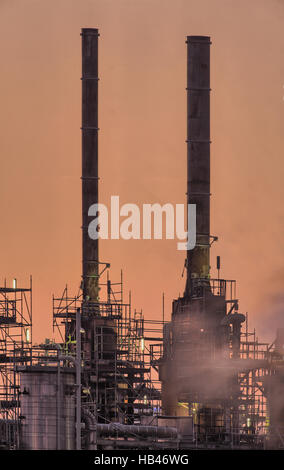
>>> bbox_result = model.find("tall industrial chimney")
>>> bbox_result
[185,36,211,296]
[81,28,99,302]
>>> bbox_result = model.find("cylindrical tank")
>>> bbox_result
[19,366,75,450]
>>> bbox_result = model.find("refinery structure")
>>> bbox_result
[0,28,283,450]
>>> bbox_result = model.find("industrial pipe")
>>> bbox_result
[93,422,178,439]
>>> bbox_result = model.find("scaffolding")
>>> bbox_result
[0,271,282,449]
[50,272,279,449]
[52,268,166,448]
[158,276,282,449]
[0,278,33,449]
[237,320,269,447]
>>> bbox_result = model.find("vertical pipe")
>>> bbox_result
[185,36,211,295]
[121,269,123,304]
[76,308,82,450]
[29,278,33,367]
[57,362,61,449]
[81,28,99,302]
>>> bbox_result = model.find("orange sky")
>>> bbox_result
[0,0,283,343]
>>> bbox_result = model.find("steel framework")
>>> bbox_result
[0,278,32,448]
[52,268,166,448]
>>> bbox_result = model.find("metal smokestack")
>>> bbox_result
[185,36,211,296]
[81,28,99,302]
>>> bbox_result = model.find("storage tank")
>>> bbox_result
[19,366,75,450]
